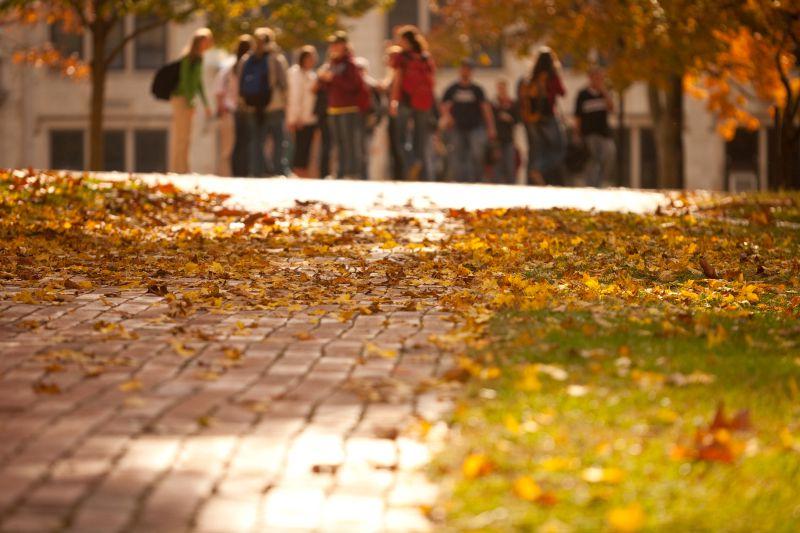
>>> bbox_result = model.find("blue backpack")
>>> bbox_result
[239,54,272,109]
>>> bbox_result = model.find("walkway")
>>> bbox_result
[0,176,667,532]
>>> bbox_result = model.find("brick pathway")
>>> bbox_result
[0,176,666,532]
[0,283,455,532]
[0,188,470,532]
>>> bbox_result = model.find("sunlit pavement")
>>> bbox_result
[0,175,668,533]
[98,173,668,215]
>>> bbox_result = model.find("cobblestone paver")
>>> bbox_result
[0,257,457,532]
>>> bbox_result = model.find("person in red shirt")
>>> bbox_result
[317,31,365,180]
[518,47,567,185]
[388,25,436,180]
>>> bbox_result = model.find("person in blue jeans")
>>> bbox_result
[519,47,567,185]
[441,60,496,182]
[575,67,615,187]
[318,32,365,180]
[241,27,289,177]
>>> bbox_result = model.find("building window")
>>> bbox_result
[50,130,85,170]
[134,16,167,70]
[51,24,83,59]
[386,0,420,39]
[107,20,126,70]
[134,130,167,173]
[104,130,126,171]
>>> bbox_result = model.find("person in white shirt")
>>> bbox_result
[287,46,319,177]
[214,35,252,176]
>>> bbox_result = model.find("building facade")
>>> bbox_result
[0,3,776,190]
[0,15,222,175]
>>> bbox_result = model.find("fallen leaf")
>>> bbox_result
[608,503,645,532]
[513,476,542,501]
[32,381,61,395]
[581,466,626,484]
[118,379,143,392]
[462,453,493,479]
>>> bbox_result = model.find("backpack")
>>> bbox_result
[239,54,272,109]
[400,53,434,111]
[360,84,384,132]
[151,60,181,101]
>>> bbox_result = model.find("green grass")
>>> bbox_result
[435,309,800,532]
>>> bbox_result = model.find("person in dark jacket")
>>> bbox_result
[518,47,567,185]
[317,31,364,180]
[492,79,520,183]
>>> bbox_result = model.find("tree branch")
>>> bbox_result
[102,6,196,69]
[62,0,90,28]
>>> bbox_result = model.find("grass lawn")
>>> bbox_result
[433,194,800,532]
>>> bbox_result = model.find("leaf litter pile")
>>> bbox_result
[2,171,800,530]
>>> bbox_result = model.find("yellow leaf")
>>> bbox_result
[184,262,200,275]
[119,379,143,392]
[365,342,398,359]
[462,453,492,479]
[513,476,543,501]
[197,415,214,427]
[194,370,221,381]
[581,466,626,484]
[608,503,645,532]
[223,347,242,360]
[209,261,225,274]
[504,414,520,434]
[171,340,196,358]
[779,427,795,450]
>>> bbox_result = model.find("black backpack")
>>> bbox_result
[151,60,181,101]
[239,54,272,109]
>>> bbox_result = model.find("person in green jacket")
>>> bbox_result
[170,27,214,174]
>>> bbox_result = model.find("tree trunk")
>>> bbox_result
[778,119,798,190]
[775,96,799,189]
[647,75,684,189]
[89,27,108,171]
[617,88,625,187]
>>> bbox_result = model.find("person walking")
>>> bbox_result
[575,67,616,187]
[169,28,213,174]
[440,59,496,182]
[492,79,519,183]
[287,46,319,177]
[239,28,288,177]
[318,31,365,180]
[355,57,385,180]
[261,29,290,176]
[214,35,251,177]
[519,47,567,185]
[388,26,436,181]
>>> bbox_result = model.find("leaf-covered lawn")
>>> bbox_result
[433,197,800,531]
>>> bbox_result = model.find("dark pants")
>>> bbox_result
[329,111,364,179]
[319,116,332,178]
[387,116,405,180]
[292,125,316,170]
[494,141,516,183]
[232,111,250,177]
[449,127,487,182]
[531,116,565,185]
[264,109,289,176]
[393,104,433,180]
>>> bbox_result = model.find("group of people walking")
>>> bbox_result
[167,26,617,186]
